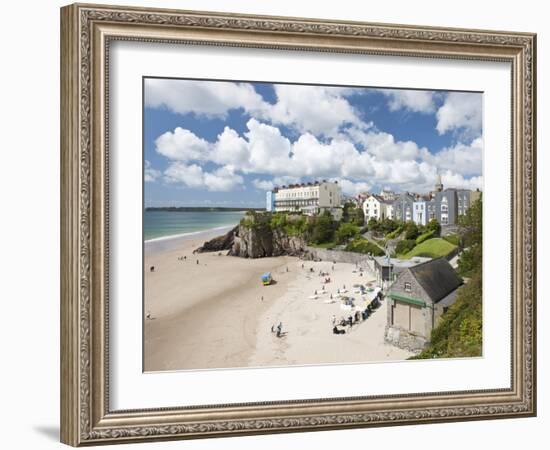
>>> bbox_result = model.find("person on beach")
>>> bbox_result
[276,322,283,337]
[261,296,264,302]
[150,266,155,272]
[331,315,336,326]
[196,259,199,265]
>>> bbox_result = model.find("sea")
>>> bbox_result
[143,210,246,242]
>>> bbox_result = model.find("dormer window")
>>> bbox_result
[404,282,412,292]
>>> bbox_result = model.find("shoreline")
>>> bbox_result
[144,235,298,371]
[143,231,413,371]
[144,224,236,255]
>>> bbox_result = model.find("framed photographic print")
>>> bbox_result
[60,3,537,446]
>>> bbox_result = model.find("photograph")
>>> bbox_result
[142,78,484,372]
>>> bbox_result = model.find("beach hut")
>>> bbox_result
[261,272,272,286]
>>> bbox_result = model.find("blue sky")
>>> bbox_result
[143,78,483,207]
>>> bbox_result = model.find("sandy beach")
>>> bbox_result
[144,231,412,372]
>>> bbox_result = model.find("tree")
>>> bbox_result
[426,218,441,236]
[351,207,365,226]
[367,217,379,232]
[335,222,360,244]
[457,197,482,277]
[380,217,398,234]
[311,210,335,244]
[403,221,419,240]
[341,201,356,223]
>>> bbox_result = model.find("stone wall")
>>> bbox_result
[384,326,427,353]
[304,246,375,271]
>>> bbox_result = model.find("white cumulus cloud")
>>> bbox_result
[436,92,482,137]
[144,160,161,182]
[155,127,210,162]
[382,89,437,114]
[144,79,266,117]
[164,162,243,192]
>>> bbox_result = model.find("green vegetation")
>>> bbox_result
[395,239,416,255]
[411,271,482,359]
[415,229,435,245]
[342,202,365,226]
[345,237,385,256]
[457,198,483,277]
[403,221,420,240]
[368,217,400,235]
[426,218,441,236]
[412,197,483,360]
[385,225,403,240]
[335,222,360,244]
[442,234,460,246]
[310,210,336,245]
[269,213,308,237]
[401,237,456,259]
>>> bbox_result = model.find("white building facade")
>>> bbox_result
[363,194,393,221]
[413,200,427,226]
[272,181,342,217]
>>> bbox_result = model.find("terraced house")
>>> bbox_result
[267,180,343,219]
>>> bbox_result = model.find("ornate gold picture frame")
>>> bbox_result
[60,3,536,446]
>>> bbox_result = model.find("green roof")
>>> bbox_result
[388,293,426,307]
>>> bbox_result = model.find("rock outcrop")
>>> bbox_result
[229,224,307,258]
[194,226,237,253]
[196,221,308,258]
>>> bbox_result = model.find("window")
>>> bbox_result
[404,282,412,292]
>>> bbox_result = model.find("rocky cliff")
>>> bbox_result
[194,226,237,253]
[195,223,307,258]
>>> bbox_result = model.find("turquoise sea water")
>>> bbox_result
[143,210,245,241]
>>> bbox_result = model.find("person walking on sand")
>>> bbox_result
[276,322,283,337]
[261,296,264,302]
[196,259,199,265]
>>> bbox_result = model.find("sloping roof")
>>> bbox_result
[409,258,462,303]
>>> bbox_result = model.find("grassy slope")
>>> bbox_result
[400,238,456,259]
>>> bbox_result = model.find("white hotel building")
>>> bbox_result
[266,181,343,219]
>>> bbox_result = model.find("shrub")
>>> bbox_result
[416,230,435,245]
[395,239,416,255]
[403,221,419,240]
[345,237,384,256]
[367,217,380,232]
[426,218,441,236]
[385,225,403,240]
[310,211,336,244]
[443,234,460,246]
[335,222,360,244]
